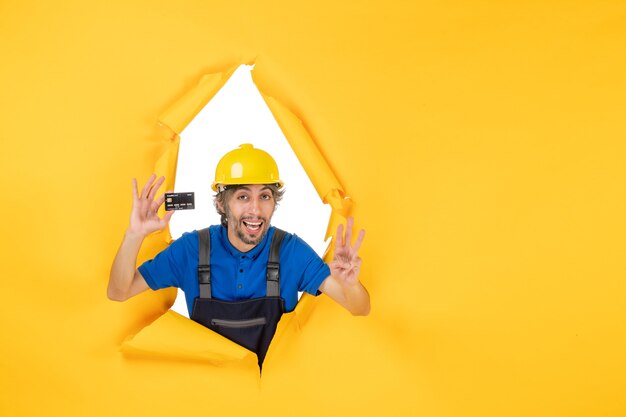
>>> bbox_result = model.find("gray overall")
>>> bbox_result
[191,228,286,369]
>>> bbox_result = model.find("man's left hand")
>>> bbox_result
[329,217,365,287]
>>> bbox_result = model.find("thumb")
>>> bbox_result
[158,209,175,228]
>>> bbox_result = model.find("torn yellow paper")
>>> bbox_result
[149,67,239,244]
[258,93,353,248]
[123,64,353,364]
[2,2,626,417]
[259,95,344,198]
[121,310,256,365]
[158,67,238,135]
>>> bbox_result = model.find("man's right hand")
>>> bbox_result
[128,174,174,238]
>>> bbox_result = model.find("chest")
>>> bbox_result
[209,254,270,299]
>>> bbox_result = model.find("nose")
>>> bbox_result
[248,197,260,215]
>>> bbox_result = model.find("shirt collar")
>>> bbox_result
[219,225,274,259]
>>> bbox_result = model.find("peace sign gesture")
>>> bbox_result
[329,217,366,288]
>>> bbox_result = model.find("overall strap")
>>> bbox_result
[197,228,212,299]
[266,228,286,297]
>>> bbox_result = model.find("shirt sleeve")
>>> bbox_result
[138,231,197,290]
[288,234,331,296]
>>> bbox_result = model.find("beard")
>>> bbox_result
[224,205,273,247]
[235,222,268,246]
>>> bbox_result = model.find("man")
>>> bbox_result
[108,144,370,366]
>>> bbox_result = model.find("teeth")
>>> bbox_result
[243,220,262,230]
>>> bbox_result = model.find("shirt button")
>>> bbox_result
[237,284,243,289]
[239,269,243,273]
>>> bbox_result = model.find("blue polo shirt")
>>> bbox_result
[138,225,330,314]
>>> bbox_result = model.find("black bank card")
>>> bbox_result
[165,192,195,211]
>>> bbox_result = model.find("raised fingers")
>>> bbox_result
[352,229,366,253]
[147,176,165,201]
[345,217,354,246]
[337,217,365,251]
[161,209,175,225]
[154,191,166,206]
[336,223,345,247]
[139,174,156,198]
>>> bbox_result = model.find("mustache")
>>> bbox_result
[241,216,267,222]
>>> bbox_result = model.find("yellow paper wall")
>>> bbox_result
[1,1,625,417]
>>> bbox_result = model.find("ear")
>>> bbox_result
[216,197,224,213]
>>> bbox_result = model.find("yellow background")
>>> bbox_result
[1,1,625,416]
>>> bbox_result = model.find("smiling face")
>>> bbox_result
[218,184,277,252]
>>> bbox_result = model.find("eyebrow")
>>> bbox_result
[236,185,272,192]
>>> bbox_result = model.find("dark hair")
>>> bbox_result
[213,184,285,227]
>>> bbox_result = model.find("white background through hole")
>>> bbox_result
[168,65,331,317]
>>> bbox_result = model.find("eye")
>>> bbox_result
[260,194,272,201]
[237,194,248,201]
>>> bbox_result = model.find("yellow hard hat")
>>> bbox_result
[211,143,284,192]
